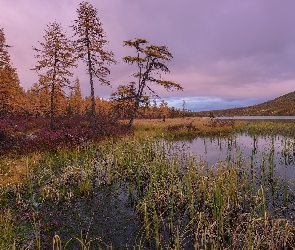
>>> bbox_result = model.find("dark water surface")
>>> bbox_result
[174,134,295,183]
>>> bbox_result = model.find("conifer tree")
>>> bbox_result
[96,97,111,116]
[26,83,42,116]
[114,38,183,128]
[110,82,137,118]
[33,21,77,129]
[68,77,84,115]
[72,1,116,128]
[159,100,169,121]
[54,85,67,116]
[38,85,51,116]
[152,100,158,118]
[0,28,24,115]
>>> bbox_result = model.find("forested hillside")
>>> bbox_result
[197,91,295,117]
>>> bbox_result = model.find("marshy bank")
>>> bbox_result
[1,131,295,249]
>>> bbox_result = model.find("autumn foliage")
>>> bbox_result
[0,28,25,115]
[72,1,116,127]
[0,114,132,155]
[32,21,77,130]
[0,1,188,156]
[112,38,183,128]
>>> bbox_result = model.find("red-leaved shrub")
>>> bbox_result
[0,114,132,155]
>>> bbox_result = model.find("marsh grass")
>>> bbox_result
[132,117,295,140]
[236,120,295,137]
[132,117,241,139]
[0,209,16,249]
[0,135,295,249]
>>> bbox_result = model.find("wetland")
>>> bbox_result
[1,118,295,249]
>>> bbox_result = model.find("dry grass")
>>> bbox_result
[0,154,41,188]
[0,163,29,187]
[1,120,295,249]
[0,209,16,249]
[0,161,29,187]
[133,117,209,128]
[130,117,242,138]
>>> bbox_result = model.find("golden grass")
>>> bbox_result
[130,117,243,138]
[0,154,41,189]
[132,117,208,137]
[133,117,209,128]
[0,161,29,187]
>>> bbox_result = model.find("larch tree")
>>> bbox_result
[95,97,111,116]
[25,83,43,116]
[54,85,68,116]
[141,96,151,118]
[38,85,51,116]
[113,38,183,128]
[151,100,158,118]
[159,100,169,121]
[110,82,137,118]
[68,77,84,115]
[0,28,24,115]
[72,1,116,128]
[32,21,77,129]
[27,83,51,117]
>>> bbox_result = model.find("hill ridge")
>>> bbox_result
[198,91,295,116]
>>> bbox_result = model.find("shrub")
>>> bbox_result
[0,114,131,155]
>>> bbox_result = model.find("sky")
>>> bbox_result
[1,0,295,111]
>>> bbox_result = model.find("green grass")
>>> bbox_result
[132,117,295,140]
[1,135,295,249]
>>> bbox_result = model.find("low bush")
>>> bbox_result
[0,114,131,155]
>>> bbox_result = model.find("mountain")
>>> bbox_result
[197,91,295,117]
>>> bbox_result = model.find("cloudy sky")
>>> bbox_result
[1,0,295,111]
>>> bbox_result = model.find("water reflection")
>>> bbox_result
[175,134,295,182]
[218,116,295,122]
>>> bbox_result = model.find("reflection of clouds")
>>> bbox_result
[183,134,295,181]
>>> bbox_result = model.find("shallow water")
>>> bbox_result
[218,116,295,121]
[174,134,295,182]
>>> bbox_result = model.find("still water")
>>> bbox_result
[218,116,295,122]
[173,134,295,182]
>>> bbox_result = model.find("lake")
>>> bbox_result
[173,134,295,183]
[217,116,295,122]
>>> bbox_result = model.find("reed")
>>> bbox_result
[0,210,16,250]
[131,117,241,139]
[0,136,294,249]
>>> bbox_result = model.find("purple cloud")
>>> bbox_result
[1,0,295,110]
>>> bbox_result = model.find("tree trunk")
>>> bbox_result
[128,57,144,129]
[128,96,140,129]
[86,35,96,130]
[50,59,57,131]
[50,83,55,130]
[88,58,96,130]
